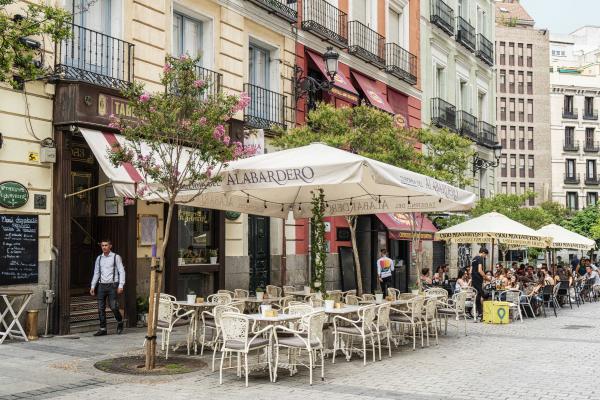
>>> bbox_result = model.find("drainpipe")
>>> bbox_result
[281,217,287,286]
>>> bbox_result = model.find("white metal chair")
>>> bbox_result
[156,295,195,359]
[345,294,360,305]
[327,290,343,302]
[219,313,273,387]
[234,289,249,299]
[387,288,402,300]
[218,289,235,298]
[437,291,469,337]
[342,289,357,299]
[374,303,392,360]
[266,285,282,298]
[458,287,478,318]
[273,311,328,385]
[207,293,232,305]
[390,296,425,350]
[362,294,376,301]
[424,287,448,301]
[422,297,439,346]
[332,305,377,365]
[201,305,240,371]
[283,285,297,295]
[502,289,524,322]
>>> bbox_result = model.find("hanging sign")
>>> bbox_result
[0,181,29,209]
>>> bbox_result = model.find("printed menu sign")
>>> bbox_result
[0,214,38,285]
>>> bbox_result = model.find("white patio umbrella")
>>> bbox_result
[536,224,595,251]
[435,212,553,270]
[169,142,477,218]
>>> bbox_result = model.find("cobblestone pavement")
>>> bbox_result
[1,301,599,400]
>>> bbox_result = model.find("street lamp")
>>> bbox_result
[294,47,340,110]
[472,144,502,174]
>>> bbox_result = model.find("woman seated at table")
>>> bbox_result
[505,273,519,290]
[420,268,433,287]
[524,271,546,314]
[454,269,471,293]
[432,265,447,285]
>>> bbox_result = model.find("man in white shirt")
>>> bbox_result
[376,248,394,296]
[90,239,126,336]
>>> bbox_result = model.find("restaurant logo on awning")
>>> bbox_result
[226,167,315,186]
[368,90,383,104]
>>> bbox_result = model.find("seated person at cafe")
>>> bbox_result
[583,265,600,296]
[506,272,519,289]
[432,265,447,285]
[420,268,433,286]
[524,271,546,315]
[541,267,555,285]
[455,269,471,293]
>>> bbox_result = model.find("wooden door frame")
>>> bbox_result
[248,215,271,291]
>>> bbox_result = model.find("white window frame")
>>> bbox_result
[248,36,280,94]
[172,4,215,68]
[350,0,376,29]
[387,0,409,49]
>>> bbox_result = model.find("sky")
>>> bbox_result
[520,0,600,35]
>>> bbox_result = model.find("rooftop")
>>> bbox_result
[495,1,534,27]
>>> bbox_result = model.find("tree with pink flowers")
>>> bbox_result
[108,55,254,370]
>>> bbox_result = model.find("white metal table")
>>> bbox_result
[0,290,33,344]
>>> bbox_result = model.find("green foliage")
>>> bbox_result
[562,204,600,242]
[0,1,72,88]
[273,103,474,186]
[109,55,254,203]
[310,189,327,294]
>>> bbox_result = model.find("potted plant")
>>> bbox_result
[187,290,196,304]
[374,289,384,303]
[410,283,420,295]
[178,249,185,266]
[323,294,335,311]
[255,287,265,301]
[208,249,218,264]
[136,296,149,327]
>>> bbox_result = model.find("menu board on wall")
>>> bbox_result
[0,214,39,285]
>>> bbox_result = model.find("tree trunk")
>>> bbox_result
[346,216,363,296]
[145,201,175,370]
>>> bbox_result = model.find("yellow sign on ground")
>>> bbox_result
[483,301,510,324]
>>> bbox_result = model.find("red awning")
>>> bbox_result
[376,213,438,241]
[307,51,359,103]
[351,72,395,114]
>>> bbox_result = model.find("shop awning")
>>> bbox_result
[376,213,438,241]
[351,72,395,114]
[80,128,141,198]
[306,51,359,104]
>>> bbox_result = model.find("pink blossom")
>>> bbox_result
[213,124,225,140]
[136,185,148,197]
[179,54,190,60]
[149,106,156,113]
[124,197,136,206]
[139,92,151,103]
[206,166,213,178]
[193,79,205,88]
[222,135,230,145]
[198,117,207,126]
[232,92,251,113]
[180,119,191,129]
[163,63,172,73]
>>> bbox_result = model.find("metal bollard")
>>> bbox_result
[26,310,39,340]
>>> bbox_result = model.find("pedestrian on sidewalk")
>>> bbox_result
[376,248,394,296]
[471,247,489,322]
[90,239,125,336]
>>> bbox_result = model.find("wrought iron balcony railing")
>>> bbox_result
[430,0,454,36]
[195,65,223,98]
[431,98,456,131]
[348,21,386,67]
[302,0,348,48]
[458,110,478,141]
[243,83,286,130]
[385,43,417,85]
[583,109,598,120]
[55,23,134,91]
[585,175,599,185]
[245,0,297,23]
[563,140,579,152]
[584,141,600,152]
[456,17,476,53]
[478,121,498,148]
[564,173,580,184]
[562,108,578,119]
[477,34,494,66]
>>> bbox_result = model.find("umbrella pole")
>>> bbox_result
[491,238,495,274]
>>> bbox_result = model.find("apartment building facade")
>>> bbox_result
[420,0,498,201]
[550,27,600,211]
[494,1,551,205]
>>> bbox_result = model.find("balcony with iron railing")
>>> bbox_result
[564,173,580,184]
[456,17,476,53]
[562,108,578,119]
[431,98,456,131]
[243,83,286,130]
[478,121,498,147]
[385,43,417,85]
[476,34,494,66]
[458,110,478,141]
[245,0,297,22]
[585,175,599,185]
[194,65,223,98]
[563,140,580,152]
[302,0,348,48]
[348,21,386,67]
[583,109,598,120]
[584,140,600,152]
[430,0,454,36]
[55,23,134,91]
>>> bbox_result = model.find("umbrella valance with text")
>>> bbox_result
[536,224,596,250]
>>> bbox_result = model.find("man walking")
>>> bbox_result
[90,239,125,336]
[471,247,489,322]
[376,248,394,296]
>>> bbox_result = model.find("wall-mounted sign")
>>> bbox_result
[28,152,39,162]
[98,93,134,118]
[34,194,46,210]
[0,181,29,209]
[225,211,241,221]
[393,113,407,129]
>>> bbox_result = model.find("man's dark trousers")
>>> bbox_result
[97,283,123,329]
[381,276,393,296]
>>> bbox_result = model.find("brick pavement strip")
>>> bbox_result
[0,303,599,400]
